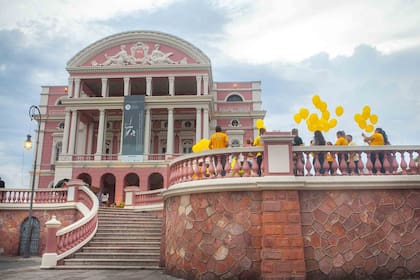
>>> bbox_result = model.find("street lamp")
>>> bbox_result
[23,105,41,258]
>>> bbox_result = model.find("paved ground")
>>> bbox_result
[0,257,183,280]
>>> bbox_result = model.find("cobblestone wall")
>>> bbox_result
[301,190,420,279]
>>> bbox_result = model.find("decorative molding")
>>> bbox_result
[67,31,211,68]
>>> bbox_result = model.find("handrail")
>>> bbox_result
[56,185,99,260]
[167,145,420,186]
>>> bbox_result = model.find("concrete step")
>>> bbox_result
[87,241,161,247]
[82,246,160,253]
[93,233,160,238]
[96,229,161,235]
[98,217,162,222]
[63,258,160,267]
[74,252,160,259]
[55,264,162,270]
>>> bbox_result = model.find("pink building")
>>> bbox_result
[35,31,265,205]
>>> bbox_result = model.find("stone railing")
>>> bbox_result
[0,189,67,204]
[168,146,264,185]
[41,181,99,268]
[124,187,163,208]
[293,145,419,176]
[167,142,420,186]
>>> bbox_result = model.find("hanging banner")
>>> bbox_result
[121,95,145,161]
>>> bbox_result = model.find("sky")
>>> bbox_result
[1,0,420,188]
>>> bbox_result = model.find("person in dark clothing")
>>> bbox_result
[292,128,304,175]
[54,178,69,188]
[0,177,5,188]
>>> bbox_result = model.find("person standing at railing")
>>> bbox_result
[346,134,359,174]
[253,127,266,176]
[334,130,349,169]
[292,128,304,175]
[312,130,326,174]
[362,127,389,174]
[209,125,229,176]
[0,177,4,202]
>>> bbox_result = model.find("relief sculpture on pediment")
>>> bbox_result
[91,42,188,66]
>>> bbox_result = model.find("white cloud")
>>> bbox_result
[217,0,420,63]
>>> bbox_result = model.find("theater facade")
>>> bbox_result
[35,31,265,205]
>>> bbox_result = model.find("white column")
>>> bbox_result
[87,122,94,154]
[196,107,202,142]
[203,108,209,139]
[67,78,74,98]
[166,108,174,156]
[146,77,152,96]
[101,78,108,97]
[144,108,151,155]
[68,110,78,155]
[62,110,71,155]
[196,76,202,96]
[74,78,81,98]
[123,76,130,96]
[95,109,106,160]
[168,76,175,96]
[203,74,209,95]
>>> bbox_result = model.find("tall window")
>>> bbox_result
[55,142,62,161]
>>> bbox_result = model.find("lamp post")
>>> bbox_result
[23,105,41,258]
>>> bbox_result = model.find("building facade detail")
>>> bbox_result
[34,30,266,205]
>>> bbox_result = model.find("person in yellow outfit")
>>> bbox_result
[362,127,389,173]
[209,125,229,176]
[335,130,349,168]
[253,128,266,176]
[326,142,334,174]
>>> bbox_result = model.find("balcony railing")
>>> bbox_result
[168,145,420,186]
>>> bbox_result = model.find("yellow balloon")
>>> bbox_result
[256,119,264,129]
[309,113,318,122]
[192,143,199,153]
[312,95,321,107]
[358,119,367,129]
[294,113,302,124]
[329,118,337,128]
[335,106,344,117]
[299,108,309,119]
[362,105,371,119]
[370,114,378,124]
[321,110,330,120]
[365,124,374,133]
[318,101,327,112]
[354,113,362,123]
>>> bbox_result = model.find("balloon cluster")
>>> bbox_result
[354,105,378,133]
[192,138,210,153]
[293,94,344,132]
[256,119,266,133]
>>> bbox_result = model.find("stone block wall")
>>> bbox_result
[163,189,420,280]
[0,209,81,256]
[301,190,420,279]
[164,191,305,280]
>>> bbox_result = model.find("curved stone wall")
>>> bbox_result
[301,190,420,279]
[164,192,262,279]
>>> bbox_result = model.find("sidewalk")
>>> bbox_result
[0,256,183,280]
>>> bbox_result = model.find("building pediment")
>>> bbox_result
[67,31,211,69]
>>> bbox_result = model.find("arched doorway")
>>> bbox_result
[100,173,116,206]
[148,173,164,190]
[77,173,92,186]
[19,217,40,256]
[124,173,140,187]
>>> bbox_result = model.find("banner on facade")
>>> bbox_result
[121,96,145,162]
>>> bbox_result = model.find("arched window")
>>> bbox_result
[226,94,243,102]
[148,173,164,190]
[231,139,240,147]
[183,140,193,154]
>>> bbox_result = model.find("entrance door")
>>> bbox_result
[19,217,40,256]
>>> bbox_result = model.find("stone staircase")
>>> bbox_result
[59,208,162,269]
